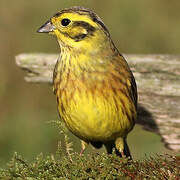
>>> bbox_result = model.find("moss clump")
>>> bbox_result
[0,152,179,180]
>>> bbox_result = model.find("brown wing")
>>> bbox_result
[129,73,138,110]
[110,53,138,110]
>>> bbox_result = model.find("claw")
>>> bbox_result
[80,140,89,156]
[115,137,132,158]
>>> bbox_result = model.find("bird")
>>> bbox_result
[37,6,137,158]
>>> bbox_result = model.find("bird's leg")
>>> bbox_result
[115,137,132,159]
[115,137,125,158]
[80,140,89,156]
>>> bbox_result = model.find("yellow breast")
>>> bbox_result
[56,75,136,142]
[53,47,136,142]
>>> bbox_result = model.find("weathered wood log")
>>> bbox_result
[16,54,180,152]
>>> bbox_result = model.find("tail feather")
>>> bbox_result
[123,139,132,159]
[90,141,103,149]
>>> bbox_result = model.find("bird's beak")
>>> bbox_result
[37,20,55,33]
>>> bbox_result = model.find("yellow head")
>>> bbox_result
[37,6,113,53]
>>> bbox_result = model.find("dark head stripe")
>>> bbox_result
[61,30,87,42]
[73,34,87,42]
[53,6,110,36]
[73,21,95,35]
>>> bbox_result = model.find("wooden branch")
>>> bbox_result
[16,53,180,152]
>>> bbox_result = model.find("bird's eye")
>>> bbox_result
[61,18,71,26]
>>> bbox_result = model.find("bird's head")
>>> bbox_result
[37,6,112,52]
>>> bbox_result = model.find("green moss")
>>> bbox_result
[0,152,179,179]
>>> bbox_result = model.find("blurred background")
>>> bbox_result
[0,0,180,167]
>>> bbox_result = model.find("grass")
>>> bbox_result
[0,152,179,179]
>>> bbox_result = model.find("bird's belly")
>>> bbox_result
[58,91,135,142]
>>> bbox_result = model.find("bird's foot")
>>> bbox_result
[80,140,89,156]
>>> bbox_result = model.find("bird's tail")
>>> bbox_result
[90,141,103,149]
[123,138,132,159]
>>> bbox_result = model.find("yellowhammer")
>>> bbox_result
[37,6,137,158]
